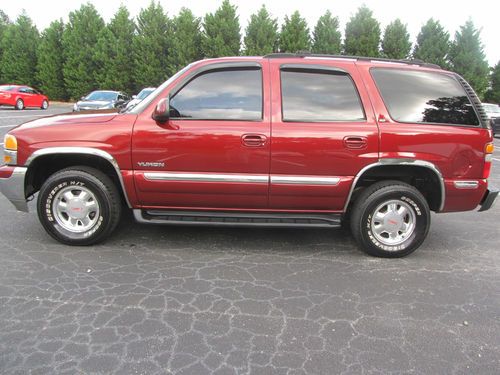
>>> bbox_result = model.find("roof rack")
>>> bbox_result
[263,52,441,69]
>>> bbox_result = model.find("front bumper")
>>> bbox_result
[478,188,499,212]
[0,166,28,212]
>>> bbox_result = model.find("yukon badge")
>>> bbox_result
[137,161,165,168]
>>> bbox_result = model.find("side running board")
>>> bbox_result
[133,209,342,228]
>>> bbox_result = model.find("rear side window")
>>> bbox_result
[371,69,479,126]
[170,68,262,121]
[281,69,365,122]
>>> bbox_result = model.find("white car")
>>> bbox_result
[125,87,156,110]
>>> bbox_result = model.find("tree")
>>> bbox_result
[0,12,39,86]
[381,19,411,59]
[94,6,136,93]
[36,20,67,100]
[62,4,104,100]
[244,5,278,55]
[485,61,500,103]
[0,10,10,82]
[344,6,380,57]
[449,20,489,99]
[133,1,171,88]
[413,19,450,68]
[202,0,241,57]
[169,8,202,73]
[312,10,341,54]
[279,11,310,53]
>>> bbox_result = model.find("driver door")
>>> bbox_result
[132,61,271,210]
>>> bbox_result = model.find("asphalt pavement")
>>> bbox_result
[0,106,499,374]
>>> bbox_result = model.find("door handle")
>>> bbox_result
[343,136,368,149]
[242,134,267,147]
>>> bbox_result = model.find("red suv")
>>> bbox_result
[0,54,497,257]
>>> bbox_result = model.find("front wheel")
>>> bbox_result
[349,181,430,258]
[37,166,122,245]
[41,100,49,109]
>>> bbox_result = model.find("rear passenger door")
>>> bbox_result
[19,87,35,107]
[269,61,379,211]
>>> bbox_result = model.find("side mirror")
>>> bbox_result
[152,98,170,123]
[80,96,85,100]
[132,95,137,99]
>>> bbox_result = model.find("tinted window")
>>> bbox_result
[170,68,262,120]
[281,69,365,122]
[372,69,479,126]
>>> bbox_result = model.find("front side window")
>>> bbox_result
[170,68,262,121]
[281,69,366,122]
[371,68,479,126]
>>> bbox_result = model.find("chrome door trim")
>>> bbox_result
[343,159,446,212]
[143,172,269,183]
[25,147,132,208]
[143,172,343,185]
[271,176,340,185]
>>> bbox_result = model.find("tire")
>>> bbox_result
[349,180,430,258]
[15,99,24,110]
[37,166,122,245]
[41,100,49,110]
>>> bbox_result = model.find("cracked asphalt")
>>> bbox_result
[1,106,499,374]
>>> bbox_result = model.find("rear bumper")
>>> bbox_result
[0,165,28,212]
[478,188,499,212]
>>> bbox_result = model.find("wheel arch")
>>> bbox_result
[24,147,132,208]
[345,159,445,213]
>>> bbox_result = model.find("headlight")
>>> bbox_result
[3,134,18,165]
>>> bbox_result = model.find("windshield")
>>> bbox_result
[84,91,118,101]
[127,64,194,114]
[483,103,500,113]
[137,88,155,100]
[0,85,16,92]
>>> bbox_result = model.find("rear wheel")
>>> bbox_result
[41,100,49,109]
[37,166,122,245]
[349,181,430,258]
[15,99,24,110]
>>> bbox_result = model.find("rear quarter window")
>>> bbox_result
[371,68,479,126]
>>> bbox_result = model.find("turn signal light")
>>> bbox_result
[485,143,494,154]
[4,134,17,150]
[3,155,12,164]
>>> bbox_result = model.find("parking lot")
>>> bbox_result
[0,106,499,374]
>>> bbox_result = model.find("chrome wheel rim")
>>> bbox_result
[17,100,23,109]
[370,199,416,247]
[42,101,48,109]
[53,186,100,233]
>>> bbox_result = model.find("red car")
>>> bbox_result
[0,54,497,257]
[0,85,49,110]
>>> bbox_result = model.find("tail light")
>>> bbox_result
[483,143,494,179]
